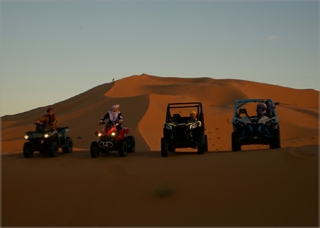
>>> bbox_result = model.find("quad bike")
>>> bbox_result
[90,121,135,158]
[23,123,73,158]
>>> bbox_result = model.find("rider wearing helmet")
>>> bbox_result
[100,104,123,131]
[37,107,58,130]
[256,103,267,118]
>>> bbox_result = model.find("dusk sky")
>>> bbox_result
[1,0,319,116]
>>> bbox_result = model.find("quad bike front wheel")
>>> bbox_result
[118,140,128,157]
[48,141,59,157]
[23,142,34,158]
[126,136,135,153]
[62,137,73,153]
[90,141,100,158]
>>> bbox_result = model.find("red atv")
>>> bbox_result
[90,121,135,158]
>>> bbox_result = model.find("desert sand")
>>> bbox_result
[1,74,319,226]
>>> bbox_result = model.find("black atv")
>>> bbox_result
[161,102,208,157]
[231,99,281,151]
[23,123,73,158]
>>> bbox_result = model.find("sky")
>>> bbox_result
[1,0,319,116]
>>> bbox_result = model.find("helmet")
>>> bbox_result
[257,103,267,114]
[47,107,53,113]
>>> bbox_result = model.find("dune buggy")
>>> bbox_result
[231,99,281,151]
[161,102,208,157]
[23,123,73,158]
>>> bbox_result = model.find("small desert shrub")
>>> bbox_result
[155,183,175,198]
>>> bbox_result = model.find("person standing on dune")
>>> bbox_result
[99,104,123,131]
[37,107,58,131]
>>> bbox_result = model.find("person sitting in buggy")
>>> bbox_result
[256,102,269,119]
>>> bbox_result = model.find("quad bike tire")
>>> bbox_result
[48,141,59,157]
[126,136,135,153]
[118,140,128,157]
[197,135,204,154]
[161,137,169,157]
[270,129,281,149]
[90,141,100,158]
[23,142,34,158]
[62,137,73,153]
[232,132,241,151]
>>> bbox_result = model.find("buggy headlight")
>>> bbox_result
[190,122,198,129]
[24,135,29,140]
[235,119,245,126]
[266,118,276,126]
[44,133,49,138]
[165,123,172,130]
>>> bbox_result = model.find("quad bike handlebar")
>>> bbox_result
[99,121,120,126]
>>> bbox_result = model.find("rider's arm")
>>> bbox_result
[100,112,110,122]
[37,115,47,124]
[117,112,123,123]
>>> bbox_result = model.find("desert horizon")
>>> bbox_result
[1,74,319,226]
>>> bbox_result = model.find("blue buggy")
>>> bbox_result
[231,99,281,151]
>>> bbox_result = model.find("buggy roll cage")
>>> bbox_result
[165,102,205,129]
[234,99,279,118]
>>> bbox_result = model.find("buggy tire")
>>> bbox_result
[204,134,208,152]
[126,136,135,153]
[161,138,169,157]
[197,135,204,154]
[270,129,281,149]
[48,141,59,157]
[118,140,128,157]
[232,132,241,151]
[23,142,34,158]
[62,137,73,153]
[90,141,99,158]
[168,144,175,153]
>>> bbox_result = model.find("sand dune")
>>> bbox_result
[1,74,319,152]
[1,75,319,226]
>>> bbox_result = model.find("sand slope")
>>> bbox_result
[1,74,318,153]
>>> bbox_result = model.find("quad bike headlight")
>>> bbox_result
[44,133,49,138]
[111,132,116,136]
[98,132,102,137]
[24,135,29,140]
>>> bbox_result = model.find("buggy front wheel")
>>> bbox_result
[161,138,169,157]
[197,135,204,154]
